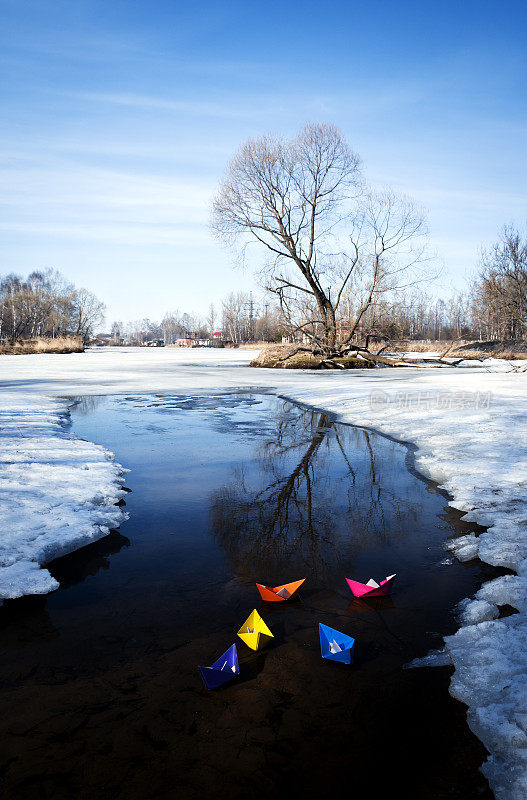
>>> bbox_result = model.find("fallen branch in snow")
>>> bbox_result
[343,347,461,368]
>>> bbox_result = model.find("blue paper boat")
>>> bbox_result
[319,623,355,664]
[199,644,240,690]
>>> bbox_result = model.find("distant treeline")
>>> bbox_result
[110,225,527,347]
[0,270,105,344]
[5,226,525,349]
[335,225,527,344]
[108,294,285,345]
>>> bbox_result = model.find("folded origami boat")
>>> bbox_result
[198,644,240,690]
[345,573,396,598]
[237,609,274,651]
[319,623,355,664]
[256,578,305,602]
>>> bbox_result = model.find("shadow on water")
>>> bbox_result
[0,394,502,800]
[47,531,131,590]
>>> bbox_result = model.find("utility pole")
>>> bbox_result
[244,293,255,342]
[262,301,271,341]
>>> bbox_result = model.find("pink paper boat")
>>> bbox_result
[345,573,396,598]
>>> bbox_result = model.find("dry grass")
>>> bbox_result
[451,348,527,360]
[0,336,84,355]
[394,340,453,353]
[493,350,527,360]
[394,340,527,359]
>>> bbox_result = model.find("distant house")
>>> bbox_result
[93,333,112,346]
[212,331,223,340]
[336,320,367,344]
[282,332,310,345]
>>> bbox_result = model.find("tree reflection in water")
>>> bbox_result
[210,401,419,582]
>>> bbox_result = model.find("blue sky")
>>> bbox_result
[1,0,526,326]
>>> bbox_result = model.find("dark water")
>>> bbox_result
[0,394,500,799]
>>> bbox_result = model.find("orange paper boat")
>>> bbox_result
[256,578,305,602]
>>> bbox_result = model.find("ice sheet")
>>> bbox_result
[0,392,128,603]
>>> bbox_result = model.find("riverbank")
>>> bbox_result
[0,346,525,798]
[399,339,527,359]
[0,336,84,355]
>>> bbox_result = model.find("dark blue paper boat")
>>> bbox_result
[319,623,355,665]
[199,644,240,690]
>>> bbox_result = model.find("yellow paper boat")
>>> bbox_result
[237,609,274,651]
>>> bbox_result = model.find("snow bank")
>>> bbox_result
[0,347,525,797]
[0,392,128,602]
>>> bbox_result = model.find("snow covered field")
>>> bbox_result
[0,346,525,798]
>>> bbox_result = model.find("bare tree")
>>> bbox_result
[473,225,527,340]
[206,303,216,337]
[71,288,106,341]
[161,313,176,345]
[0,269,105,344]
[221,291,250,343]
[212,122,429,360]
